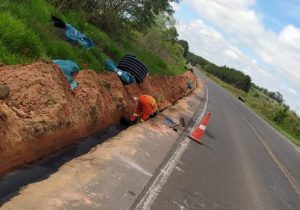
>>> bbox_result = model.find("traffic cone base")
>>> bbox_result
[189,128,204,143]
[188,112,211,143]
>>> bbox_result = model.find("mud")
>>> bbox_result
[0,62,198,175]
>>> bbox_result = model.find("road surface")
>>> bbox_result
[1,71,299,210]
[132,72,300,210]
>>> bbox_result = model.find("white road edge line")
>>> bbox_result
[134,84,209,210]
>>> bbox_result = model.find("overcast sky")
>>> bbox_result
[172,0,300,114]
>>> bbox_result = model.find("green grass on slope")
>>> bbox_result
[0,0,185,75]
[201,69,300,146]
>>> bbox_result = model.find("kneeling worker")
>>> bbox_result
[130,95,158,123]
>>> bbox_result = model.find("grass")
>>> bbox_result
[200,68,300,146]
[0,12,43,63]
[0,0,185,75]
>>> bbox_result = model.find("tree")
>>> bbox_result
[241,75,251,92]
[178,40,189,57]
[185,52,252,92]
[274,91,284,104]
[130,0,179,30]
[49,0,180,32]
[155,14,179,43]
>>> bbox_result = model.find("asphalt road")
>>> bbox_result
[133,74,300,210]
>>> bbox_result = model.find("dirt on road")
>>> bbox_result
[0,62,198,175]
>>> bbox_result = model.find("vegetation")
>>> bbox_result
[180,38,299,145]
[0,0,185,75]
[3,0,297,145]
[48,0,179,32]
[187,41,300,145]
[178,40,189,58]
[187,52,251,92]
[202,69,300,146]
[252,83,284,104]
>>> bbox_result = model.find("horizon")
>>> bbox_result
[172,0,300,114]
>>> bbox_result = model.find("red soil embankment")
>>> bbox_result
[0,62,198,175]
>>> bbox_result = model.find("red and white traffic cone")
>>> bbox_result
[189,112,212,144]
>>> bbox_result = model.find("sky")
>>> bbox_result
[172,0,300,114]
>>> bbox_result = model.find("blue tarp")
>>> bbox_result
[65,24,94,49]
[52,60,79,90]
[187,82,193,89]
[105,59,136,85]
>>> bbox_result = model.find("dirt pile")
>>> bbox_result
[0,62,198,175]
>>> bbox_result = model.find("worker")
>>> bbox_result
[130,95,158,123]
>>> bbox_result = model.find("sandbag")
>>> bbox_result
[105,59,136,85]
[65,24,94,49]
[52,60,79,90]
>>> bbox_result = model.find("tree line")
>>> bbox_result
[177,41,300,136]
[251,83,284,104]
[185,51,251,92]
[182,48,284,104]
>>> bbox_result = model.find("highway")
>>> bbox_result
[133,73,300,210]
[1,72,299,210]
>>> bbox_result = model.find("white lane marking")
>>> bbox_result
[217,82,300,197]
[117,154,153,177]
[237,108,300,197]
[134,84,209,210]
[210,76,299,153]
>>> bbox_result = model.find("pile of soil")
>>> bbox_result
[0,62,198,175]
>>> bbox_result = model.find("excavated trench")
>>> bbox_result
[0,62,198,178]
[0,124,127,205]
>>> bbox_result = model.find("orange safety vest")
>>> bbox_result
[133,95,158,121]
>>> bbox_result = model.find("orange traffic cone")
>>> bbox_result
[189,112,212,143]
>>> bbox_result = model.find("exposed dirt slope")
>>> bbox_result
[0,62,198,175]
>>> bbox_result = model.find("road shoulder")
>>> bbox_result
[1,87,204,210]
